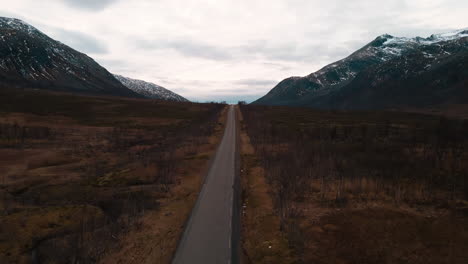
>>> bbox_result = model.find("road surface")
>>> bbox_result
[173,105,238,264]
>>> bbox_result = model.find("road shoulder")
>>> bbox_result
[237,107,295,264]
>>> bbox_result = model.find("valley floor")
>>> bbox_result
[240,104,468,264]
[0,88,226,263]
[2,88,468,264]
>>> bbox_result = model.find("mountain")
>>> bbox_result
[254,29,468,109]
[0,17,139,97]
[114,74,188,102]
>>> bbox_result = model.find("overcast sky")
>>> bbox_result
[1,0,467,102]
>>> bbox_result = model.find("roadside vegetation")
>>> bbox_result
[238,107,296,264]
[240,104,468,264]
[0,88,226,263]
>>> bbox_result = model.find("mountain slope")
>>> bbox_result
[310,37,468,109]
[254,29,468,109]
[114,74,188,102]
[0,17,139,97]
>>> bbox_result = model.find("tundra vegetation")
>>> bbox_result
[240,104,468,264]
[0,88,225,263]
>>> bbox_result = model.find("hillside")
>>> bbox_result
[254,29,468,109]
[0,17,138,97]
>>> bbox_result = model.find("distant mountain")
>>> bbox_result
[114,74,188,102]
[0,17,139,97]
[254,29,468,109]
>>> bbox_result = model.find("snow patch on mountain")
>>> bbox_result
[114,74,188,102]
[313,28,468,85]
[382,28,468,47]
[0,17,39,35]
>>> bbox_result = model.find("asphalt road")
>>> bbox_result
[173,105,238,264]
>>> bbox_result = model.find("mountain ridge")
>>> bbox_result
[0,17,139,98]
[254,28,468,109]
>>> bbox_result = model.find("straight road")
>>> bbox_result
[173,105,238,264]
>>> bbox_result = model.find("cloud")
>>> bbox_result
[234,79,278,87]
[135,38,232,61]
[0,10,24,20]
[237,41,354,64]
[47,27,108,54]
[61,0,120,11]
[169,40,232,61]
[134,37,352,64]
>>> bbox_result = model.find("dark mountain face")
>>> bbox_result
[0,17,139,97]
[254,29,468,109]
[313,43,468,110]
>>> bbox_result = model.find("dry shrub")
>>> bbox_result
[26,151,71,170]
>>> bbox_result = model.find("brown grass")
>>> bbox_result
[98,106,228,264]
[0,88,226,263]
[299,206,468,264]
[239,104,468,263]
[238,108,296,264]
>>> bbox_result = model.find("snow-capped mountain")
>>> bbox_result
[254,28,468,109]
[114,74,188,102]
[0,17,139,97]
